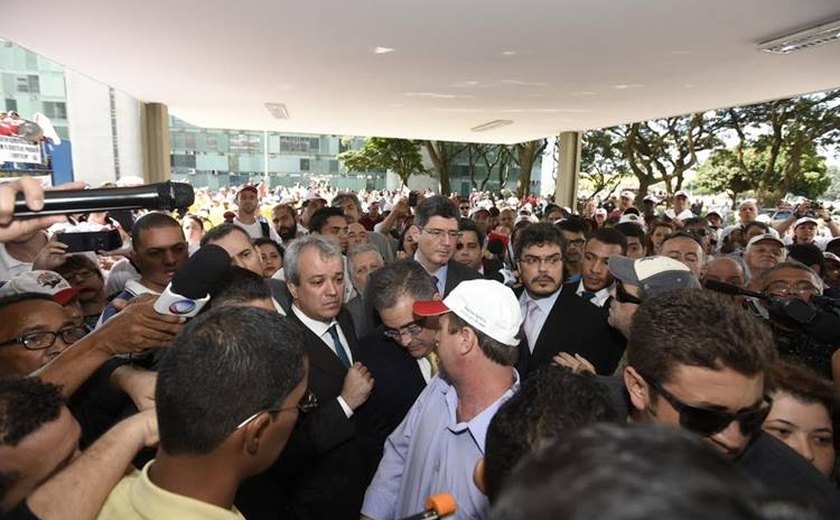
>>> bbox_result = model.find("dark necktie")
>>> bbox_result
[581,291,597,302]
[327,324,351,368]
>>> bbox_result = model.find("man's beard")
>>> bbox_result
[278,225,297,241]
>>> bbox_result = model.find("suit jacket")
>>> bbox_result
[236,309,367,520]
[443,259,482,296]
[355,327,427,476]
[516,283,626,379]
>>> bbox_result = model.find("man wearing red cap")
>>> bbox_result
[362,279,521,520]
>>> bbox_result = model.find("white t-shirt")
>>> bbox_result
[233,217,281,243]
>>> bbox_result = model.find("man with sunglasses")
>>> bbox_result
[408,195,480,297]
[617,289,840,514]
[98,306,309,519]
[356,260,441,473]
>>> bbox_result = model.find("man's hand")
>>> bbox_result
[111,365,157,411]
[95,294,185,355]
[0,178,68,241]
[32,236,69,271]
[340,362,374,410]
[552,352,596,375]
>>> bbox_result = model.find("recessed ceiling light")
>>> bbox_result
[471,119,513,132]
[759,19,840,54]
[265,103,289,119]
[502,51,517,56]
[614,84,643,90]
[374,46,395,54]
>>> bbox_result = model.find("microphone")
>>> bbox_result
[14,181,195,217]
[771,298,840,344]
[154,245,231,317]
[397,493,457,520]
[702,279,769,301]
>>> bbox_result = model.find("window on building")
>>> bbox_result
[15,75,39,94]
[300,158,310,171]
[4,99,17,112]
[42,101,67,120]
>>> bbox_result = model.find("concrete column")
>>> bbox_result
[553,131,581,209]
[141,103,171,183]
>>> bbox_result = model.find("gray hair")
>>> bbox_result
[283,234,343,286]
[706,254,751,286]
[759,260,824,294]
[368,259,438,312]
[347,244,383,273]
[332,192,363,213]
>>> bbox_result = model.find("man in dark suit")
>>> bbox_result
[241,234,374,520]
[356,260,439,475]
[514,223,625,379]
[408,195,481,296]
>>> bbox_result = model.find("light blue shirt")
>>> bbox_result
[362,372,520,520]
[414,251,448,295]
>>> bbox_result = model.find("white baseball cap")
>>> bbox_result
[413,279,522,347]
[0,270,79,305]
[793,217,820,229]
[745,233,785,250]
[674,190,690,199]
[618,213,646,230]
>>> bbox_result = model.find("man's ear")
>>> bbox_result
[460,326,477,356]
[286,281,298,301]
[624,365,649,413]
[240,413,272,456]
[473,458,488,496]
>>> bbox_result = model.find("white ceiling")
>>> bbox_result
[3,0,840,144]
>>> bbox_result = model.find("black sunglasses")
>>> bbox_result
[615,282,643,305]
[639,371,772,437]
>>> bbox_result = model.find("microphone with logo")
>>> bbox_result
[154,244,231,317]
[397,493,457,520]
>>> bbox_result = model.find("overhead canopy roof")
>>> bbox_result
[3,0,840,144]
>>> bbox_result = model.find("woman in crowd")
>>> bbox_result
[648,220,675,255]
[763,361,838,480]
[181,214,205,255]
[254,238,283,278]
[55,254,108,331]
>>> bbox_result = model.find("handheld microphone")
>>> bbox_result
[397,493,457,520]
[14,181,195,217]
[154,245,230,317]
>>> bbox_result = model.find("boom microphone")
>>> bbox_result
[398,493,457,520]
[154,245,231,317]
[702,279,769,300]
[14,181,195,217]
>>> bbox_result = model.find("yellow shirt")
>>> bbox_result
[97,461,246,520]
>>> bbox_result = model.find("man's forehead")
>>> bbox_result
[0,299,64,325]
[766,268,815,285]
[137,226,186,249]
[523,243,562,255]
[427,216,458,229]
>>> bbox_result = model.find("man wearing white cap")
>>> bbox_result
[663,190,695,224]
[362,279,521,520]
[233,185,280,242]
[743,234,787,291]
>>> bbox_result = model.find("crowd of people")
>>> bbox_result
[0,175,840,519]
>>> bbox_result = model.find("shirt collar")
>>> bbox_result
[291,304,337,337]
[520,286,562,314]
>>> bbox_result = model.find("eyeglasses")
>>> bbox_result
[0,325,88,351]
[519,254,563,267]
[764,281,820,298]
[236,389,319,429]
[615,282,643,305]
[383,319,425,341]
[422,228,461,240]
[638,371,772,437]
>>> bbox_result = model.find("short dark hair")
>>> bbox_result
[587,228,628,255]
[201,222,251,248]
[272,203,297,220]
[446,313,518,366]
[156,306,305,456]
[55,254,103,281]
[253,238,284,259]
[628,289,777,385]
[368,259,438,312]
[332,192,362,214]
[131,212,182,250]
[458,218,486,248]
[485,367,619,503]
[787,243,825,276]
[514,222,567,260]
[0,292,57,313]
[744,221,770,235]
[614,222,647,243]
[492,423,759,520]
[208,266,272,309]
[309,206,346,235]
[415,195,459,229]
[555,216,588,235]
[0,378,64,503]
